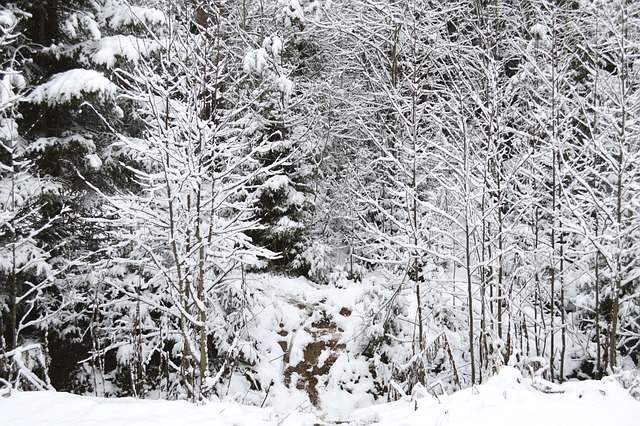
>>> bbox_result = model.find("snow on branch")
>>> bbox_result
[91,35,162,68]
[98,1,166,30]
[29,69,117,106]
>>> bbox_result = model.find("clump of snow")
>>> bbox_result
[271,35,283,58]
[84,13,102,40]
[98,0,166,30]
[62,12,79,38]
[62,12,102,40]
[243,48,271,74]
[29,69,117,105]
[530,23,551,48]
[276,74,294,97]
[92,35,161,67]
[262,174,290,191]
[262,34,284,61]
[0,8,17,28]
[86,153,103,169]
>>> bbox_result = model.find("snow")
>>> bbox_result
[62,12,79,38]
[243,48,270,74]
[0,118,19,142]
[86,153,103,169]
[2,275,640,425]
[29,69,117,105]
[276,74,294,97]
[92,35,161,67]
[28,134,97,154]
[280,0,305,22]
[82,14,102,41]
[263,174,291,190]
[1,390,314,426]
[99,0,166,30]
[271,35,283,58]
[1,69,26,106]
[530,23,551,48]
[2,366,639,425]
[0,9,17,30]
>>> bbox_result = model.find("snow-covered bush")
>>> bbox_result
[294,240,334,284]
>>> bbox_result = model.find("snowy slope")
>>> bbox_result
[3,367,639,426]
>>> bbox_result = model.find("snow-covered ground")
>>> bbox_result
[3,367,639,425]
[3,275,639,425]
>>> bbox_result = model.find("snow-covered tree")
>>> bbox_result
[0,3,65,391]
[238,0,322,274]
[80,0,299,400]
[569,0,640,374]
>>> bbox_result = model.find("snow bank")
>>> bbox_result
[3,367,639,425]
[1,390,318,426]
[351,367,640,426]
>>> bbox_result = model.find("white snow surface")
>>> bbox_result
[3,366,639,425]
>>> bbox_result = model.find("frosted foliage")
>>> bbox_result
[98,0,166,29]
[92,35,161,67]
[262,34,283,60]
[0,76,10,107]
[242,51,256,73]
[259,175,305,209]
[28,134,97,154]
[274,215,301,232]
[0,239,51,275]
[243,33,294,98]
[288,187,305,206]
[299,241,333,283]
[29,69,117,105]
[279,0,305,23]
[0,173,48,210]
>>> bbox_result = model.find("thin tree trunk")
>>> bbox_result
[560,241,565,382]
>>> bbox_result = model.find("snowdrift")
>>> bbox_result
[2,367,639,426]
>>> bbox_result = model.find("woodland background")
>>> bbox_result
[0,0,638,403]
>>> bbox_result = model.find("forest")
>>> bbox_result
[0,0,639,408]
